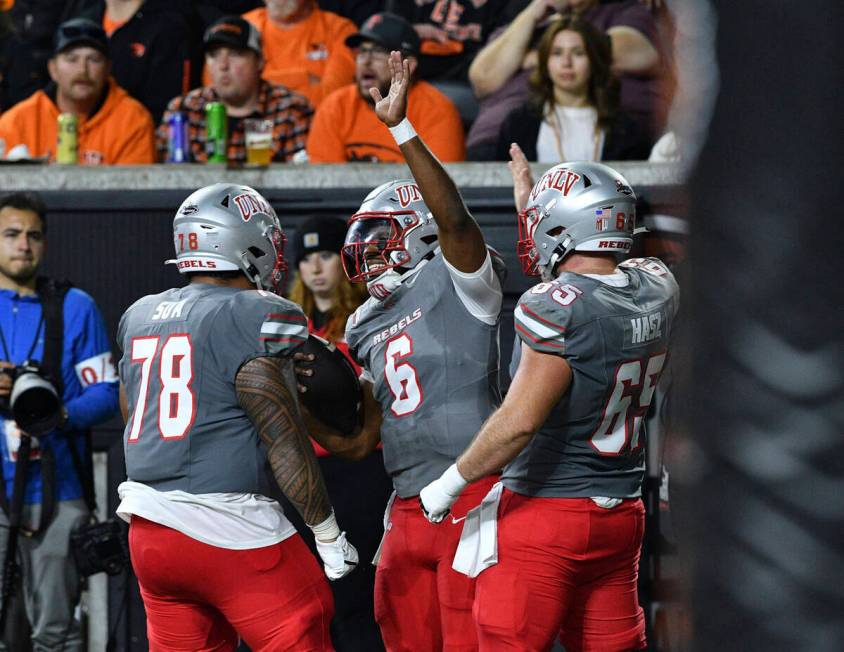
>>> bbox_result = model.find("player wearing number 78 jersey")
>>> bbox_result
[420,160,679,652]
[115,183,358,652]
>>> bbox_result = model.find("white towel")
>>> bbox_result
[371,490,397,566]
[452,482,504,578]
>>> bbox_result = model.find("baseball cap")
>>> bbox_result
[294,216,348,267]
[53,18,109,57]
[204,16,262,56]
[345,12,420,56]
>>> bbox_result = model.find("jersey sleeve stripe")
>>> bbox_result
[515,323,566,349]
[514,305,563,340]
[265,312,307,322]
[518,304,566,331]
[260,322,308,336]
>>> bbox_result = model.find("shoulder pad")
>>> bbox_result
[513,281,581,354]
[231,291,309,355]
[620,257,672,278]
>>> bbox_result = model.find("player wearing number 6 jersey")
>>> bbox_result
[336,52,504,650]
[116,183,358,652]
[420,160,679,652]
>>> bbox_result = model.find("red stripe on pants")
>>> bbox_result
[129,516,335,652]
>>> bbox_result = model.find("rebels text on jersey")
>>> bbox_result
[504,257,680,499]
[345,255,504,498]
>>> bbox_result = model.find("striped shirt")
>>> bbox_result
[156,81,313,164]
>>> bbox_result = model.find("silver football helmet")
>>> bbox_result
[341,180,439,283]
[166,183,287,293]
[518,161,637,281]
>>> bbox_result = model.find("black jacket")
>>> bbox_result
[76,0,199,124]
[494,102,652,162]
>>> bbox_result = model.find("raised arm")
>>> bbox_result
[370,52,486,273]
[236,355,332,525]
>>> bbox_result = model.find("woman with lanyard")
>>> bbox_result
[494,14,651,164]
[287,215,392,651]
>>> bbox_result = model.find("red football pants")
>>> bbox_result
[374,476,497,652]
[473,491,646,652]
[129,516,335,652]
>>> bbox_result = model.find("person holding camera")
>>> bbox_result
[0,192,119,651]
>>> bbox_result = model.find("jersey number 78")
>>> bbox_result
[127,334,196,442]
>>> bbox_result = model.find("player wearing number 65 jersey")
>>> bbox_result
[420,160,679,652]
[116,183,358,652]
[331,52,505,651]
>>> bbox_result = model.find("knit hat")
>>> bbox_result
[294,216,348,266]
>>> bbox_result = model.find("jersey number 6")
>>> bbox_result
[384,334,423,416]
[128,334,196,442]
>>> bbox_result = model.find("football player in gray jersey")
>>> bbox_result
[421,155,680,651]
[304,52,505,650]
[116,184,358,652]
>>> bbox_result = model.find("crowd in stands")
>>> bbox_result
[0,0,675,166]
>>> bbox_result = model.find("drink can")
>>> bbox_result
[205,102,227,163]
[56,113,78,164]
[167,113,190,163]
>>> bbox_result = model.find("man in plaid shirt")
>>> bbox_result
[156,15,313,164]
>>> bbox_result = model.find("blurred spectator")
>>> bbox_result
[1,0,90,110]
[389,0,521,125]
[74,0,196,124]
[467,0,661,160]
[156,15,313,164]
[0,18,155,164]
[390,0,515,81]
[318,0,384,27]
[243,0,357,108]
[495,15,649,162]
[288,215,389,649]
[307,12,464,163]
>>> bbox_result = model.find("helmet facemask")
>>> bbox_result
[341,212,419,282]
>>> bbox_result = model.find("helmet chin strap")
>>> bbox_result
[542,237,573,281]
[366,259,429,300]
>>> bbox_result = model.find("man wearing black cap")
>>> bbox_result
[0,17,155,164]
[156,14,314,164]
[306,11,465,163]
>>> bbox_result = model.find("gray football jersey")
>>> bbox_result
[117,283,308,495]
[346,254,503,498]
[504,257,679,498]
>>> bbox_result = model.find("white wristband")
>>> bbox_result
[441,463,469,497]
[309,510,341,542]
[389,118,417,146]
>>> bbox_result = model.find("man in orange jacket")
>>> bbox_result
[306,12,465,163]
[0,18,154,165]
[243,0,357,108]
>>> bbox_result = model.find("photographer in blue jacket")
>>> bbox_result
[0,191,119,651]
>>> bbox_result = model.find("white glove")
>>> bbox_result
[315,532,359,580]
[419,463,468,524]
[309,512,358,580]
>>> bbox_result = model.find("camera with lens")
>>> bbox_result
[0,361,62,435]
